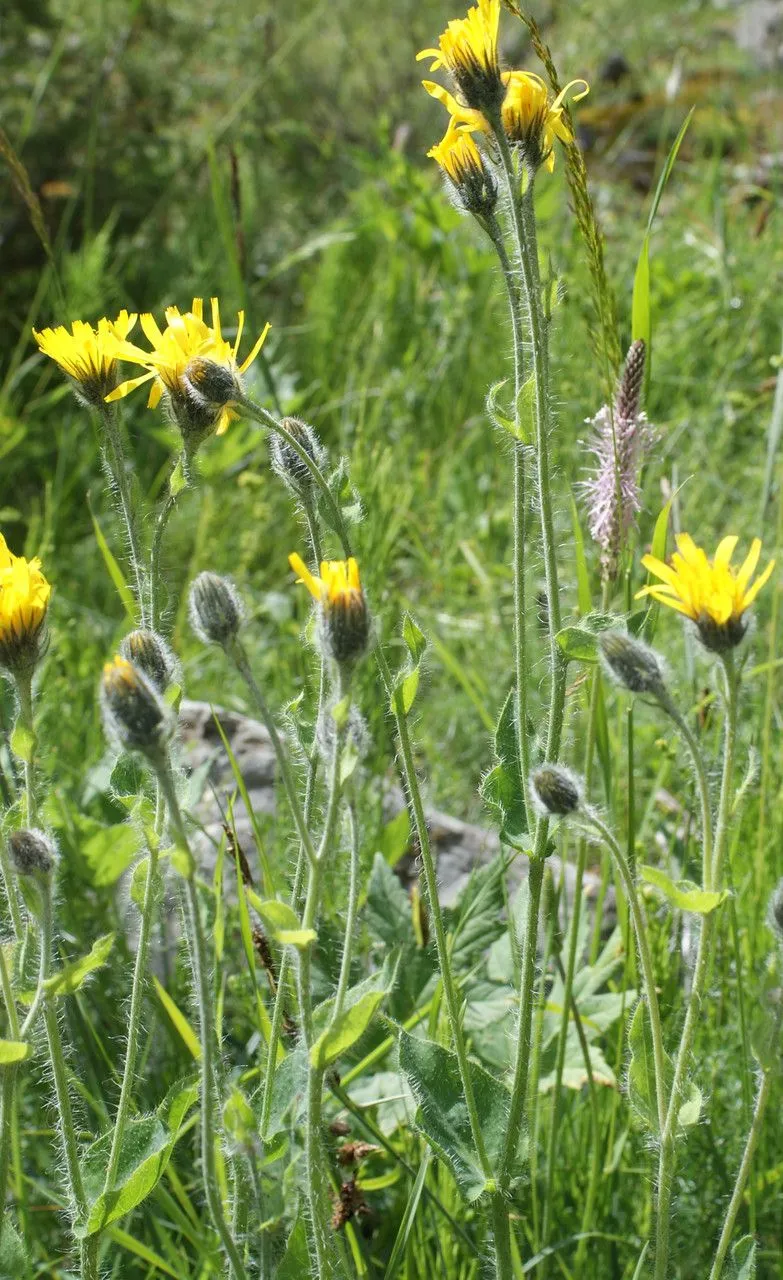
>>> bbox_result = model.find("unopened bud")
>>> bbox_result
[189,571,243,647]
[101,655,172,756]
[184,358,241,408]
[599,630,667,696]
[270,418,327,498]
[531,765,582,818]
[8,828,58,877]
[120,629,178,693]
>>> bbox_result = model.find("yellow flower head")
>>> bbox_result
[427,123,497,214]
[33,311,137,406]
[637,534,775,652]
[106,297,270,441]
[0,534,51,674]
[422,72,588,173]
[288,553,370,665]
[417,0,504,113]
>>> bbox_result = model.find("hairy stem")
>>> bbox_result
[708,1067,773,1280]
[99,404,148,625]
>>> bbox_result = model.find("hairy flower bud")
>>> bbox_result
[120,629,179,693]
[289,553,370,667]
[599,630,667,697]
[101,655,172,756]
[8,827,58,877]
[270,418,327,498]
[189,572,243,648]
[769,879,783,942]
[531,764,582,818]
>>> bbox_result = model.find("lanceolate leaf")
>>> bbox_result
[0,1040,29,1065]
[640,865,728,916]
[398,1029,512,1201]
[44,933,116,998]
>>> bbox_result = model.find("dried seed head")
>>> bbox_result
[120,629,179,693]
[8,828,58,877]
[270,418,327,498]
[101,655,172,757]
[599,630,667,697]
[189,572,243,647]
[531,764,582,818]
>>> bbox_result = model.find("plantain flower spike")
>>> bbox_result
[637,534,775,653]
[428,122,497,218]
[0,534,51,676]
[101,655,173,758]
[106,297,270,454]
[289,552,370,667]
[33,311,137,408]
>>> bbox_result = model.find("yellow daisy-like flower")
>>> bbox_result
[0,534,51,674]
[427,123,497,214]
[417,0,504,113]
[33,311,138,406]
[637,534,775,652]
[288,552,370,665]
[106,297,270,439]
[422,71,588,172]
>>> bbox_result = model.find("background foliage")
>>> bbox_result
[2,0,783,1274]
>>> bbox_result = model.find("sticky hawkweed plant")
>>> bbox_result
[2,2,782,1279]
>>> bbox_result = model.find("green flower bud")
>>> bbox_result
[270,418,327,498]
[8,827,58,877]
[189,571,243,647]
[120,629,179,693]
[531,765,582,818]
[599,630,667,696]
[101,655,172,757]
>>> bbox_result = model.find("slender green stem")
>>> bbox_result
[228,639,318,869]
[100,840,160,1206]
[654,656,738,1280]
[0,939,21,1247]
[375,645,515,1275]
[485,215,532,833]
[581,810,667,1133]
[156,763,248,1280]
[240,398,352,557]
[99,404,148,625]
[296,683,349,1280]
[149,482,180,630]
[333,805,360,1019]
[80,1236,100,1280]
[660,694,714,891]
[708,1068,773,1280]
[15,671,36,827]
[41,891,88,1228]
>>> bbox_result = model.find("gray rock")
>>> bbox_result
[178,699,614,927]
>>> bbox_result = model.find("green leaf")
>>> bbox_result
[44,933,116,998]
[169,456,188,497]
[247,893,316,950]
[79,1084,197,1235]
[9,721,34,764]
[152,975,202,1060]
[642,497,673,642]
[677,1081,703,1129]
[277,1217,310,1280]
[0,1040,29,1065]
[83,823,141,888]
[383,1148,431,1279]
[400,666,419,715]
[627,1001,669,1136]
[556,614,619,665]
[482,688,527,846]
[0,1219,29,1272]
[310,989,387,1069]
[570,495,593,615]
[88,496,138,624]
[310,959,398,1069]
[732,1236,757,1280]
[130,854,165,912]
[398,1030,512,1201]
[377,809,411,869]
[639,865,728,915]
[106,1226,187,1280]
[402,612,427,664]
[339,739,360,785]
[366,854,413,947]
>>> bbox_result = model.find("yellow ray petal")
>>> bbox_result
[238,322,271,374]
[741,557,775,608]
[735,538,761,595]
[105,371,156,402]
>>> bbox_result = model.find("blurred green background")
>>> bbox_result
[2,0,783,1273]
